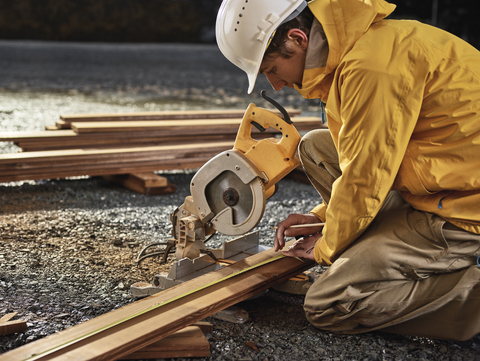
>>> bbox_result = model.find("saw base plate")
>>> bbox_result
[130,232,266,297]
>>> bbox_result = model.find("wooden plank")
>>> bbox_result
[51,120,66,129]
[0,130,76,141]
[0,157,214,183]
[192,321,213,334]
[119,325,210,359]
[16,134,239,152]
[0,313,28,336]
[8,134,263,152]
[0,156,214,177]
[70,116,322,134]
[70,118,256,134]
[0,239,314,361]
[102,173,177,195]
[0,142,232,167]
[58,108,301,124]
[0,117,319,142]
[0,130,238,144]
[124,172,168,188]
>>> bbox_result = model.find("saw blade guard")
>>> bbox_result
[190,149,266,236]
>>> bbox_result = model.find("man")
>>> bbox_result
[216,0,480,340]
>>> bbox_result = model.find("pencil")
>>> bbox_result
[270,222,325,230]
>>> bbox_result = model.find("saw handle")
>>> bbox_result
[233,93,301,190]
[234,103,300,157]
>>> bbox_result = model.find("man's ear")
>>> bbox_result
[286,28,309,50]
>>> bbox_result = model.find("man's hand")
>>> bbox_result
[274,213,323,252]
[282,234,320,260]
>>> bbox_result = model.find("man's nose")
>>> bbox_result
[265,74,285,91]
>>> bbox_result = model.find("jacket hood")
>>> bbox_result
[296,0,396,99]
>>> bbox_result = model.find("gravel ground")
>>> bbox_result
[0,40,479,360]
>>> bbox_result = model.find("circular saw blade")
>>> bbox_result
[204,170,265,235]
[205,170,253,225]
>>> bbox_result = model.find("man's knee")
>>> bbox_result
[302,232,407,322]
[298,129,333,164]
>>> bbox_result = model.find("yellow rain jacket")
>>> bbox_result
[295,0,480,265]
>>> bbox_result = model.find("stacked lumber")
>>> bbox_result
[55,109,290,129]
[0,142,233,183]
[0,109,323,190]
[1,130,239,152]
[0,110,322,152]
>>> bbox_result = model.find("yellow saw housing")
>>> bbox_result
[188,97,302,236]
[234,102,301,199]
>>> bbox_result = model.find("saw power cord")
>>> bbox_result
[136,233,218,266]
[136,241,174,265]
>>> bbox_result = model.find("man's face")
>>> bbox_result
[259,30,308,91]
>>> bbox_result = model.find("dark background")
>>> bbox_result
[0,0,477,48]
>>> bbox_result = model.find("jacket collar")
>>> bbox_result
[295,0,396,100]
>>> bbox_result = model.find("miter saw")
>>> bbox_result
[131,91,310,300]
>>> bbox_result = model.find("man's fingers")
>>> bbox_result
[282,247,309,259]
[274,240,284,252]
[283,239,304,255]
[284,225,324,238]
[274,226,286,251]
[274,213,323,252]
[281,235,319,261]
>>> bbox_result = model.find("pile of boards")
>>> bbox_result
[0,108,323,193]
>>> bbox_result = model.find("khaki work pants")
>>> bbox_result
[298,129,480,341]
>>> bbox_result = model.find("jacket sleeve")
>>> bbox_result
[312,33,427,264]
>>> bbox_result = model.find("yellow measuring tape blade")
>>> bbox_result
[24,253,285,360]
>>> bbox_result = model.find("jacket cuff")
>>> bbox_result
[313,236,332,265]
[309,201,327,222]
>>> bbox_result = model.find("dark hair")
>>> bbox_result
[264,6,314,59]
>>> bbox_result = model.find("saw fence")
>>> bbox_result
[0,108,322,193]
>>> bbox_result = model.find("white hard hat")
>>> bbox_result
[216,0,308,94]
